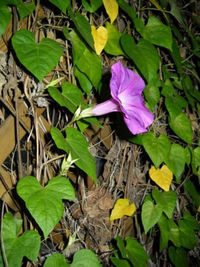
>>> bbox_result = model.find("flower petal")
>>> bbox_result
[92,99,120,116]
[121,96,154,134]
[110,61,145,103]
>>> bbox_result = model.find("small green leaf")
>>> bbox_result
[178,220,196,249]
[143,83,160,110]
[165,95,188,118]
[82,0,102,12]
[70,30,102,89]
[161,79,175,97]
[48,83,83,113]
[152,190,177,218]
[73,12,94,49]
[4,0,35,20]
[121,34,160,83]
[126,237,149,267]
[0,5,11,36]
[142,132,171,168]
[104,22,124,56]
[71,249,101,267]
[49,0,69,13]
[117,0,144,33]
[158,214,169,251]
[12,30,63,81]
[142,16,172,50]
[111,258,130,267]
[51,127,97,182]
[16,1,35,20]
[169,113,192,144]
[183,212,200,231]
[168,219,180,247]
[2,212,40,267]
[165,144,185,181]
[77,48,102,88]
[44,253,69,267]
[141,200,162,233]
[168,246,188,267]
[74,66,92,95]
[116,236,127,258]
[184,146,191,166]
[17,176,75,239]
[184,180,200,209]
[191,146,200,174]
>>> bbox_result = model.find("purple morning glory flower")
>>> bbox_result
[79,61,154,135]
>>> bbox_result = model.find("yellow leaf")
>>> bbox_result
[198,206,200,213]
[149,165,173,191]
[110,198,136,221]
[103,0,118,24]
[91,26,108,55]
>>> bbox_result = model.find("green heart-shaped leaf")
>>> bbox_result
[2,212,40,267]
[169,113,192,144]
[152,190,177,218]
[121,34,159,83]
[44,253,69,267]
[71,249,101,267]
[0,5,11,36]
[51,127,97,182]
[49,0,69,13]
[141,200,162,233]
[12,30,63,81]
[142,132,171,168]
[70,30,102,89]
[165,143,185,181]
[82,0,102,13]
[142,16,172,50]
[17,176,75,239]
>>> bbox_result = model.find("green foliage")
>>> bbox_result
[3,0,35,20]
[0,5,11,36]
[72,12,94,50]
[169,113,192,144]
[142,16,173,50]
[121,34,160,83]
[48,82,83,113]
[82,0,102,13]
[44,253,69,267]
[17,176,75,238]
[51,127,97,182]
[168,246,188,267]
[142,132,171,168]
[1,213,40,267]
[49,0,69,14]
[71,249,101,267]
[152,190,177,218]
[104,22,124,56]
[165,144,185,181]
[141,200,162,233]
[111,236,149,267]
[184,179,200,209]
[0,0,199,266]
[70,30,102,90]
[12,30,63,81]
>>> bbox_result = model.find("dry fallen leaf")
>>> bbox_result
[110,198,136,221]
[103,0,118,24]
[149,165,173,191]
[91,26,108,55]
